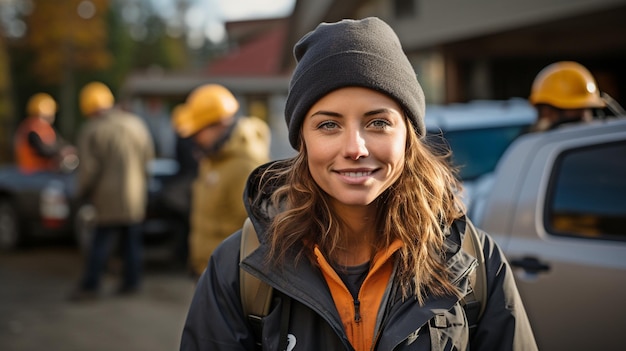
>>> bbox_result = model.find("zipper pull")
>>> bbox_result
[354,299,362,323]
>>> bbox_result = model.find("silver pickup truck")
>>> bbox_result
[469,117,626,350]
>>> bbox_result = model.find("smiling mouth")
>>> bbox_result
[339,171,373,177]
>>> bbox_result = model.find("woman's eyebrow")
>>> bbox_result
[310,110,342,118]
[309,108,394,119]
[364,108,392,116]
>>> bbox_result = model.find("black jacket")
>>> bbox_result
[180,163,538,350]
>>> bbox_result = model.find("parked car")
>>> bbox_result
[0,164,78,250]
[470,116,626,350]
[0,158,185,262]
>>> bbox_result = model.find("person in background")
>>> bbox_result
[70,81,155,301]
[171,84,271,279]
[180,17,537,350]
[528,61,606,132]
[158,129,199,268]
[14,92,76,173]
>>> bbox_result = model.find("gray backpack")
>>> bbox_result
[239,218,487,345]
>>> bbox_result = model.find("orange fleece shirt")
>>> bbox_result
[314,240,403,351]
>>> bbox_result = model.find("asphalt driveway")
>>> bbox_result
[0,246,195,351]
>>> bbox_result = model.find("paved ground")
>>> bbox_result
[0,245,196,351]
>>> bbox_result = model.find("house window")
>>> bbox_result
[545,141,626,241]
[394,0,416,18]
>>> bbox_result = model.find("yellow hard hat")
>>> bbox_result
[27,93,57,117]
[529,61,605,109]
[172,84,239,138]
[79,81,115,116]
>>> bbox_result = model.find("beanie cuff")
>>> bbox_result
[286,51,425,149]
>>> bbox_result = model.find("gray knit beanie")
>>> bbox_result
[285,17,426,149]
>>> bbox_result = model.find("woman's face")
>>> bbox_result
[302,87,407,208]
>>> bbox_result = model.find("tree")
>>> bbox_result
[17,0,111,139]
[24,0,112,85]
[6,0,196,141]
[0,35,15,163]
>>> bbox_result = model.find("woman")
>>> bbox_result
[181,17,537,350]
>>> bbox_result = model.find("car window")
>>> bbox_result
[426,125,527,180]
[545,141,626,241]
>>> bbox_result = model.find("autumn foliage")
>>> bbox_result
[24,0,112,85]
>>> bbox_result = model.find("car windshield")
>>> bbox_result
[427,125,528,180]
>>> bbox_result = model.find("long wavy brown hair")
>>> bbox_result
[256,120,466,303]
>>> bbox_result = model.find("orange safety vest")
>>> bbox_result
[14,116,58,174]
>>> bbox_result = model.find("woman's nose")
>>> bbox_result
[343,130,369,160]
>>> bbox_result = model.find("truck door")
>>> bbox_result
[506,137,626,351]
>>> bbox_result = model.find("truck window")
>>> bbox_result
[426,125,527,180]
[545,141,626,241]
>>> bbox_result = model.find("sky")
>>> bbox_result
[196,0,295,43]
[151,0,295,46]
[216,0,295,21]
[149,0,295,21]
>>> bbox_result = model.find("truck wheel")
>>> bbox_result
[0,199,20,251]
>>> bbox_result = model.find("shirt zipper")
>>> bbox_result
[354,299,362,323]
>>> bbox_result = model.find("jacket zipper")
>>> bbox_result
[354,299,362,322]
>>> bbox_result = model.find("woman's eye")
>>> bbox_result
[370,119,391,129]
[318,121,338,130]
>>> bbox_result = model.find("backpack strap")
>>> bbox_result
[461,219,487,333]
[239,217,273,347]
[240,217,273,318]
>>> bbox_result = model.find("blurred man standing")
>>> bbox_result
[71,82,155,301]
[14,93,75,173]
[528,61,606,132]
[172,84,270,279]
